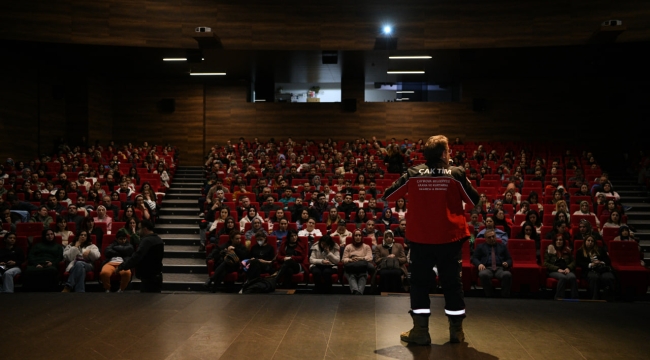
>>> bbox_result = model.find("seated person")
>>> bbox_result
[275,229,307,287]
[544,236,578,300]
[0,232,25,293]
[23,228,63,291]
[244,218,268,245]
[379,208,399,228]
[260,195,281,215]
[477,217,509,244]
[516,201,530,215]
[601,210,624,235]
[94,205,113,233]
[391,197,408,220]
[337,194,358,221]
[239,207,264,233]
[595,183,620,201]
[361,219,384,246]
[573,219,603,242]
[471,229,513,297]
[551,200,570,222]
[270,219,290,248]
[521,209,542,234]
[30,205,54,228]
[203,231,249,292]
[99,228,134,293]
[342,229,373,295]
[324,207,343,229]
[298,217,323,239]
[573,201,599,228]
[516,222,541,255]
[367,197,382,217]
[545,220,572,244]
[309,235,340,294]
[61,229,100,293]
[575,235,615,300]
[373,230,407,293]
[248,232,275,274]
[330,220,353,248]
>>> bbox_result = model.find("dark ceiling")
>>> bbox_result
[3,39,648,85]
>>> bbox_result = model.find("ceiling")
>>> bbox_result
[3,39,648,85]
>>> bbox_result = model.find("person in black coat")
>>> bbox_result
[471,229,513,297]
[248,231,275,274]
[575,235,615,300]
[204,230,249,292]
[100,228,135,292]
[117,220,164,293]
[337,194,358,221]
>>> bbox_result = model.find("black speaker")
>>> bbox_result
[473,98,486,112]
[322,51,338,64]
[343,98,357,112]
[158,99,175,113]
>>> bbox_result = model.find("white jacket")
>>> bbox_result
[63,244,100,271]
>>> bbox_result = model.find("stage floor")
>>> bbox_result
[2,293,649,360]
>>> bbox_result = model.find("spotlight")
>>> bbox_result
[383,25,392,35]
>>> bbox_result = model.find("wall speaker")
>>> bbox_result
[343,98,357,112]
[158,98,175,113]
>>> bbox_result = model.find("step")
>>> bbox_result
[634,231,650,241]
[625,212,649,221]
[165,245,205,258]
[167,187,202,194]
[163,258,207,274]
[618,190,649,196]
[156,223,199,234]
[159,207,200,215]
[621,203,650,211]
[628,220,650,232]
[169,182,204,188]
[620,196,650,202]
[160,233,202,246]
[158,215,201,225]
[165,193,200,200]
[160,273,208,292]
[162,199,199,208]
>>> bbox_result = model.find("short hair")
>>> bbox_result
[423,135,449,162]
[485,229,496,237]
[141,219,155,231]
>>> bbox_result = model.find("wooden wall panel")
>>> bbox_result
[0,68,39,162]
[112,81,204,165]
[2,1,650,50]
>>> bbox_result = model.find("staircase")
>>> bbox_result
[609,174,650,264]
[156,166,207,291]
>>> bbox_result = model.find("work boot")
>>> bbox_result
[400,311,431,345]
[448,316,465,343]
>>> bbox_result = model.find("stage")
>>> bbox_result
[2,293,649,360]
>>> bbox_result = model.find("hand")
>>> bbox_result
[564,269,571,274]
[502,262,508,268]
[7,260,15,267]
[36,264,43,268]
[228,246,234,251]
[82,249,91,258]
[478,264,486,271]
[524,235,531,240]
[45,261,52,267]
[322,260,331,265]
[284,256,291,261]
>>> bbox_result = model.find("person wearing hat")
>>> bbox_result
[100,228,134,293]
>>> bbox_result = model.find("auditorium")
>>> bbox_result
[1,1,649,359]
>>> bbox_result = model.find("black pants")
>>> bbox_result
[140,273,163,293]
[409,241,465,318]
[378,268,403,293]
[310,265,335,293]
[209,261,239,284]
[277,259,302,286]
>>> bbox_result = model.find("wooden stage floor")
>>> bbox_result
[2,293,649,360]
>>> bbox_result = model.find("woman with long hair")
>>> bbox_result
[391,198,408,221]
[576,235,615,300]
[342,229,373,295]
[309,234,340,294]
[354,208,369,229]
[274,229,306,288]
[324,207,343,229]
[54,216,74,246]
[61,229,100,292]
[544,236,578,299]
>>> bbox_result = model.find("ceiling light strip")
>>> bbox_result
[387,71,425,74]
[163,58,187,61]
[396,91,414,94]
[190,72,226,76]
[389,56,432,59]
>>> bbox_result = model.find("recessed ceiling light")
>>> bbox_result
[387,71,425,74]
[190,72,226,76]
[389,56,432,59]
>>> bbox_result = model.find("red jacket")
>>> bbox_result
[383,162,479,245]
